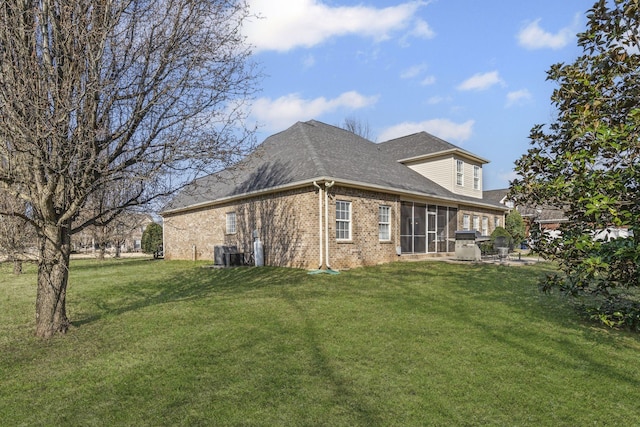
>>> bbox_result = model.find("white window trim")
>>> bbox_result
[473,215,480,232]
[473,165,480,190]
[226,212,236,234]
[462,214,470,231]
[378,205,391,241]
[456,159,464,186]
[482,216,488,236]
[336,200,351,241]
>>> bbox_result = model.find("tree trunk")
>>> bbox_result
[35,222,71,338]
[13,259,22,275]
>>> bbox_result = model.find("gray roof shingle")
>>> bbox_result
[163,120,506,213]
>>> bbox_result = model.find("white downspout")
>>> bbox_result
[313,181,323,269]
[324,181,335,269]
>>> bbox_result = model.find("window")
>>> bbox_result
[473,165,480,190]
[462,214,470,230]
[456,160,464,186]
[378,205,390,241]
[494,217,501,228]
[472,215,479,231]
[336,201,351,240]
[226,212,236,234]
[482,216,488,236]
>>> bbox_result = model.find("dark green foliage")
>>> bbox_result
[511,0,640,329]
[492,226,513,248]
[505,210,526,246]
[479,226,512,254]
[141,222,163,254]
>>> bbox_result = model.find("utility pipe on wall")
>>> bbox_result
[324,181,335,269]
[313,181,323,269]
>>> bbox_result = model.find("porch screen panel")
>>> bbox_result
[437,207,447,252]
[427,205,436,253]
[447,208,458,252]
[400,202,414,253]
[401,202,457,254]
[413,203,426,253]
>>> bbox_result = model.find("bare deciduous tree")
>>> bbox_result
[0,0,257,338]
[0,191,37,274]
[341,116,373,140]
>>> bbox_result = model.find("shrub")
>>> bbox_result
[141,222,163,254]
[505,210,526,246]
[491,226,513,249]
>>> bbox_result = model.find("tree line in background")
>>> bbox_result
[511,0,640,330]
[0,188,162,272]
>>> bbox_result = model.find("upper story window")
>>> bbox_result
[226,212,236,234]
[456,160,464,186]
[473,165,480,190]
[378,205,391,241]
[336,200,351,240]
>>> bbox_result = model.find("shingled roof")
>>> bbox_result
[378,131,489,164]
[163,120,506,213]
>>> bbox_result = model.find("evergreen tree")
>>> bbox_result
[511,0,640,328]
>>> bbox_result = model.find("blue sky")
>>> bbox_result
[243,0,594,190]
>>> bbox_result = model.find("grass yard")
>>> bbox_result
[1,258,639,426]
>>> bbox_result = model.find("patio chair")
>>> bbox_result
[493,236,510,261]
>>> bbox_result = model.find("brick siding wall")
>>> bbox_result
[163,183,506,269]
[163,187,317,267]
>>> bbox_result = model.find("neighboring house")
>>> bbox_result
[161,120,508,269]
[73,212,154,254]
[486,188,569,234]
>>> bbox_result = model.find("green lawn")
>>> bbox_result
[1,258,639,426]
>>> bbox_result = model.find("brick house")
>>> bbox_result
[161,120,508,269]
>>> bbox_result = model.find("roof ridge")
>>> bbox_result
[298,121,328,177]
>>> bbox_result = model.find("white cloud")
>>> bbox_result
[400,63,428,79]
[302,54,316,69]
[400,63,434,84]
[410,18,436,39]
[251,91,379,131]
[457,71,504,91]
[378,119,474,142]
[245,0,425,52]
[427,96,447,105]
[506,89,532,107]
[420,75,436,86]
[517,18,575,50]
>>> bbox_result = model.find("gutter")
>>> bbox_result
[313,181,323,269]
[397,148,490,165]
[324,181,335,269]
[161,175,509,217]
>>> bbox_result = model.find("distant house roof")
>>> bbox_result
[483,188,510,205]
[482,188,569,224]
[162,120,507,214]
[518,205,568,224]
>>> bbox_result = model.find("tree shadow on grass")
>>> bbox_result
[342,261,640,403]
[72,264,308,328]
[279,288,384,426]
[428,263,640,395]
